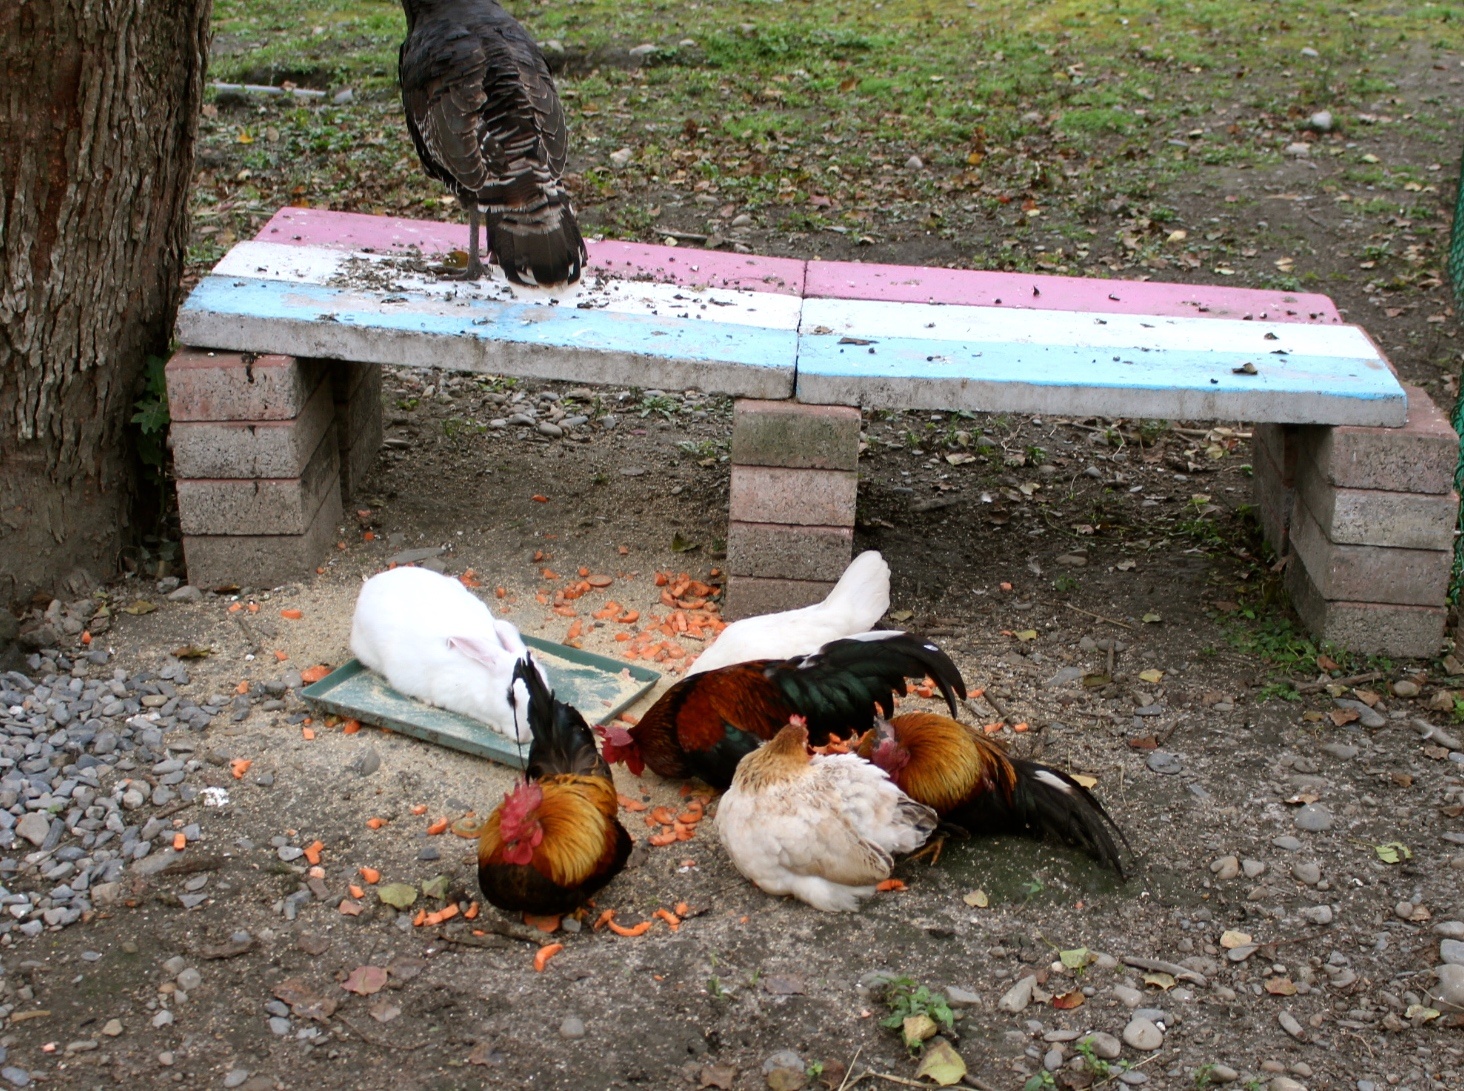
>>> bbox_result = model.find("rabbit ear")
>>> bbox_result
[492,619,528,657]
[447,635,505,667]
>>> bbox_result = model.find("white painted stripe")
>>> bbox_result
[213,240,804,332]
[799,296,1381,362]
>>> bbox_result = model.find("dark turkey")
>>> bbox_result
[399,0,587,286]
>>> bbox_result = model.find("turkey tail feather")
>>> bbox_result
[490,200,586,287]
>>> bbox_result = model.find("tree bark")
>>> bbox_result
[0,0,212,607]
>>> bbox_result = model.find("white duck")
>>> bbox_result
[689,550,890,676]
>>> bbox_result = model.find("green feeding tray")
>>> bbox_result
[300,635,660,769]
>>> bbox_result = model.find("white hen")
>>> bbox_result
[715,719,937,912]
[688,550,890,676]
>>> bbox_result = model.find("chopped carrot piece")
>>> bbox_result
[676,810,702,825]
[349,884,365,900]
[301,727,315,740]
[653,908,681,932]
[307,866,325,879]
[1012,722,1029,733]
[523,913,561,933]
[617,795,647,812]
[592,909,615,932]
[426,818,449,836]
[654,572,669,587]
[464,902,479,920]
[614,632,632,642]
[280,609,303,620]
[172,833,187,851]
[273,650,288,662]
[649,806,676,825]
[359,867,380,885]
[410,804,428,815]
[674,823,695,841]
[607,919,652,938]
[300,664,331,684]
[229,759,252,779]
[235,681,250,695]
[619,713,640,727]
[643,815,661,829]
[648,830,678,847]
[228,602,242,614]
[618,610,639,624]
[875,879,907,893]
[366,817,387,830]
[247,602,260,614]
[533,943,564,971]
[438,904,459,923]
[578,567,589,578]
[674,902,690,917]
[495,586,507,599]
[412,909,427,926]
[565,619,583,642]
[363,531,375,541]
[303,841,323,865]
[532,495,549,503]
[542,568,559,580]
[342,719,361,735]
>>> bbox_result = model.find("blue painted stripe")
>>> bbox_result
[796,334,1402,401]
[180,276,798,372]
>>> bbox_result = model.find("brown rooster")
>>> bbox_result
[861,712,1127,876]
[597,631,966,791]
[478,658,631,914]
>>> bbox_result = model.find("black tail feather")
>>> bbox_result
[514,657,607,781]
[768,631,968,743]
[489,201,586,287]
[957,759,1128,878]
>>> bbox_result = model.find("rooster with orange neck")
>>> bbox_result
[477,658,631,915]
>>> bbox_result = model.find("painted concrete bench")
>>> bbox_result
[167,208,1457,657]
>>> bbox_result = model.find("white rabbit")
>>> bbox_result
[349,566,546,742]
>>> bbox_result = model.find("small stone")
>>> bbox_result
[1396,901,1416,920]
[1292,862,1321,885]
[608,148,633,168]
[0,1068,30,1088]
[1294,804,1333,832]
[417,846,440,861]
[268,1016,291,1036]
[1298,905,1334,926]
[1208,1065,1239,1084]
[176,967,202,992]
[1086,1032,1121,1060]
[1241,859,1266,879]
[1391,679,1420,698]
[1269,1080,1305,1091]
[1284,142,1311,158]
[762,1049,805,1091]
[945,986,980,1007]
[224,1070,250,1089]
[166,586,203,603]
[347,746,380,777]
[277,846,303,862]
[1210,855,1239,881]
[1272,835,1303,851]
[1319,743,1358,759]
[14,813,48,848]
[1440,939,1464,966]
[1435,920,1464,940]
[998,975,1036,1013]
[162,955,187,975]
[101,1019,123,1037]
[1334,699,1384,728]
[537,422,563,439]
[151,1009,174,1028]
[1277,1011,1306,1040]
[559,1015,586,1039]
[1308,110,1334,132]
[1431,964,1464,1010]
[1122,1017,1163,1051]
[1111,983,1144,1007]
[1146,750,1182,775]
[157,1052,175,1067]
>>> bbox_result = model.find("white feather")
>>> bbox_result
[688,550,890,675]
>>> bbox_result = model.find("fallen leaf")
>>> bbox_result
[121,600,156,615]
[699,1065,739,1090]
[377,883,417,909]
[1128,736,1158,750]
[1052,990,1086,1010]
[1405,1004,1441,1023]
[467,1041,501,1067]
[1059,947,1090,970]
[421,874,452,902]
[1220,930,1253,949]
[1285,792,1320,805]
[1265,976,1298,996]
[1116,560,1137,571]
[670,532,700,553]
[1071,773,1098,789]
[1374,842,1412,864]
[902,1013,938,1048]
[914,1037,967,1087]
[171,645,212,659]
[1141,612,1162,624]
[1316,654,1341,672]
[1139,668,1164,685]
[1329,709,1361,727]
[1082,672,1112,688]
[962,889,989,908]
[272,977,338,1020]
[369,999,402,1023]
[1143,972,1176,991]
[341,965,388,995]
[890,609,914,622]
[1014,629,1039,642]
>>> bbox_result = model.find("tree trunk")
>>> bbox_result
[0,0,212,608]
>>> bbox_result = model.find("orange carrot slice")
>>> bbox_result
[648,830,678,847]
[534,943,564,971]
[359,867,380,885]
[342,719,361,735]
[280,609,303,620]
[172,833,186,851]
[674,902,690,917]
[303,840,323,865]
[464,902,479,920]
[410,804,428,816]
[617,795,647,812]
[366,817,387,830]
[649,806,676,825]
[523,913,561,933]
[426,818,449,836]
[607,919,652,937]
[592,909,615,932]
[229,759,252,779]
[875,879,907,893]
[349,884,365,900]
[300,665,331,684]
[653,908,681,932]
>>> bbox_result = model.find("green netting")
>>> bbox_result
[1450,158,1464,604]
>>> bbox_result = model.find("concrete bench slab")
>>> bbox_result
[794,297,1404,426]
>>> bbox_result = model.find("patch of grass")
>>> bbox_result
[878,977,954,1045]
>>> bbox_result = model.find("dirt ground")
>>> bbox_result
[3,358,1462,1091]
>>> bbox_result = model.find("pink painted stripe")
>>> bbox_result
[803,261,1342,325]
[254,207,804,295]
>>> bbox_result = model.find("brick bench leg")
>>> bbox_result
[1276,384,1458,658]
[724,399,860,620]
[167,349,343,589]
[329,360,383,502]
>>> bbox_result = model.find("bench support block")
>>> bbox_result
[725,400,861,619]
[1254,384,1459,658]
[166,349,382,588]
